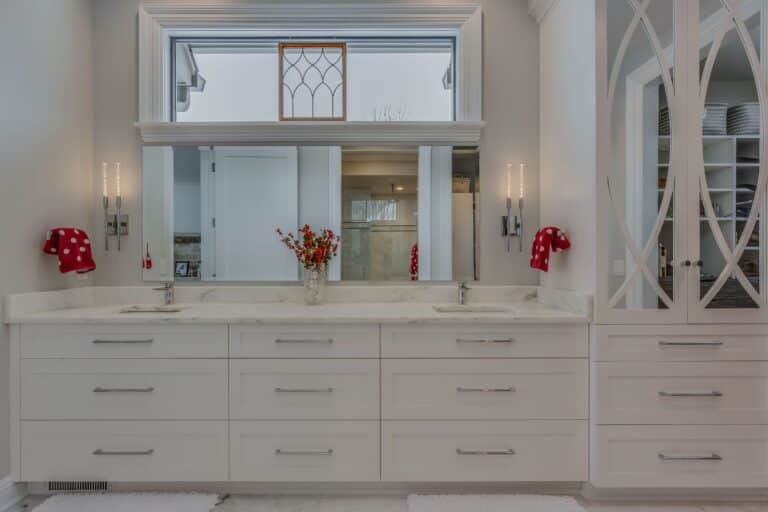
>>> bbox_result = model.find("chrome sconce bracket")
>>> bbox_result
[502,197,523,252]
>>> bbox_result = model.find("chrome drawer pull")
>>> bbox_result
[93,449,154,456]
[93,387,155,393]
[658,452,722,461]
[92,339,154,345]
[456,338,514,344]
[456,448,516,456]
[274,387,334,393]
[274,338,334,344]
[658,340,723,347]
[659,391,723,398]
[275,449,334,456]
[457,386,516,393]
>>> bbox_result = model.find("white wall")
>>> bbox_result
[0,0,95,476]
[90,0,541,286]
[539,0,597,294]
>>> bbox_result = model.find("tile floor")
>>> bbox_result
[14,495,768,512]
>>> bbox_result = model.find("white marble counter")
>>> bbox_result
[5,285,591,325]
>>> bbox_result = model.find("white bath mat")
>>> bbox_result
[34,492,219,512]
[407,494,585,512]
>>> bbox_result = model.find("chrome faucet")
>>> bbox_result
[153,282,175,306]
[458,281,470,305]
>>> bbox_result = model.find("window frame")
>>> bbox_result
[170,36,457,123]
[137,3,483,145]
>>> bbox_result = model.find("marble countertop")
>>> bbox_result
[4,285,591,324]
[6,301,587,325]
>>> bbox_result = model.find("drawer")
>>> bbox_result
[595,362,768,425]
[382,359,587,420]
[21,359,227,420]
[230,421,379,481]
[21,421,227,482]
[381,324,587,358]
[382,420,587,482]
[592,425,768,488]
[230,359,379,420]
[593,324,768,362]
[230,325,378,358]
[20,324,227,359]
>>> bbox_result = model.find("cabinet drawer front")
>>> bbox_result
[230,421,379,481]
[594,325,768,362]
[21,421,227,482]
[21,359,227,420]
[592,425,768,488]
[595,362,768,425]
[382,359,587,420]
[381,324,587,358]
[382,421,587,482]
[230,325,378,358]
[21,324,227,358]
[230,359,379,420]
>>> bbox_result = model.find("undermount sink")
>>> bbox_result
[433,305,509,313]
[119,305,186,314]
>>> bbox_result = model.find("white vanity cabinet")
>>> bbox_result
[588,0,768,489]
[13,324,229,482]
[11,320,589,484]
[380,324,589,482]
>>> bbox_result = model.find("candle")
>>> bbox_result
[519,163,525,199]
[506,163,512,200]
[101,162,108,198]
[114,162,121,198]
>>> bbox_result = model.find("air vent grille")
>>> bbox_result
[48,481,109,492]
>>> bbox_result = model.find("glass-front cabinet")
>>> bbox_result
[598,0,768,323]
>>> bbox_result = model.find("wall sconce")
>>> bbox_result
[502,163,524,252]
[102,162,129,251]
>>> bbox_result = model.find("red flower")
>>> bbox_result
[276,225,341,271]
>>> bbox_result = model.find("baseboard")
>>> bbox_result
[0,478,26,512]
[582,482,768,503]
[27,481,584,497]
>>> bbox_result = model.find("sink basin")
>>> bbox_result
[433,305,509,313]
[119,305,186,314]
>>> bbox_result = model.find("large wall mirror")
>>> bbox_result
[142,145,479,283]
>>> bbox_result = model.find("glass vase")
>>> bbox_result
[303,267,327,305]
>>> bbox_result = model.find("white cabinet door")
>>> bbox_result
[230,324,378,358]
[597,0,685,323]
[230,359,379,420]
[21,421,228,482]
[382,420,587,482]
[687,0,768,322]
[595,361,768,425]
[382,359,587,420]
[230,421,379,481]
[592,425,768,488]
[21,359,227,420]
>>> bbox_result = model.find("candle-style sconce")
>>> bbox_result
[502,163,524,252]
[102,162,129,251]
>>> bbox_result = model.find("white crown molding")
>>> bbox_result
[141,2,480,26]
[528,0,559,24]
[136,121,485,146]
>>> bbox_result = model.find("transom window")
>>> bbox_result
[173,37,455,122]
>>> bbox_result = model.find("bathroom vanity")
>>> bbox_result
[5,286,589,485]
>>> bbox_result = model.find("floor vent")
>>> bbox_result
[48,481,110,492]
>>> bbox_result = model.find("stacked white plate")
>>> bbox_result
[728,102,761,135]
[703,103,728,135]
[658,106,670,136]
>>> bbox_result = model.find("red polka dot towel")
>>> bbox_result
[43,228,96,274]
[530,226,570,272]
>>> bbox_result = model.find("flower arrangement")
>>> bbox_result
[277,225,340,271]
